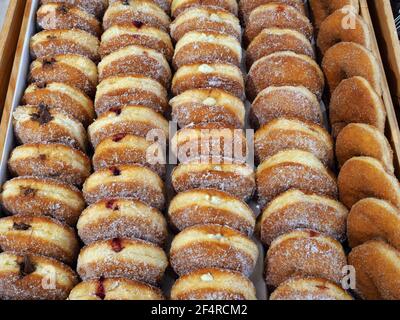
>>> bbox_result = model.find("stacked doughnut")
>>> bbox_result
[168,0,258,300]
[240,0,351,300]
[0,0,110,300]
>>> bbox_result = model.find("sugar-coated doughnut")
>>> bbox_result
[329,76,386,138]
[168,189,256,235]
[95,75,168,116]
[8,143,91,186]
[172,163,255,202]
[270,277,353,300]
[266,230,347,287]
[109,0,171,13]
[170,224,259,277]
[88,105,169,148]
[83,164,165,209]
[171,0,238,17]
[170,7,241,41]
[348,240,400,300]
[77,198,167,246]
[247,51,324,101]
[338,156,400,209]
[171,268,257,300]
[259,189,347,245]
[246,28,314,68]
[256,150,338,208]
[336,123,393,173]
[347,198,400,250]
[172,63,245,99]
[251,86,322,128]
[29,54,98,97]
[254,118,334,167]
[0,215,79,265]
[68,278,165,300]
[322,42,381,95]
[37,4,102,37]
[13,105,88,151]
[0,252,78,300]
[77,238,168,285]
[40,0,108,18]
[98,45,171,87]
[1,177,85,226]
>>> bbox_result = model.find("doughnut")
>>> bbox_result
[168,189,256,235]
[246,28,314,68]
[338,156,400,209]
[30,29,100,62]
[95,75,168,116]
[8,143,91,186]
[98,45,171,87]
[322,42,381,95]
[68,278,165,300]
[247,51,324,101]
[109,0,171,13]
[171,0,238,18]
[29,54,98,97]
[22,82,95,126]
[266,230,347,287]
[0,252,78,300]
[170,7,241,41]
[348,240,400,300]
[171,268,257,300]
[270,277,353,300]
[173,31,242,69]
[259,189,348,245]
[100,24,173,61]
[103,0,170,32]
[40,0,108,18]
[347,198,400,250]
[172,63,245,99]
[329,76,386,138]
[250,86,322,128]
[0,215,79,265]
[170,224,259,277]
[77,198,168,246]
[256,150,338,208]
[336,123,394,173]
[1,177,85,226]
[37,4,102,37]
[82,164,165,209]
[77,238,168,285]
[317,9,370,55]
[172,163,255,202]
[88,105,169,148]
[245,4,313,43]
[93,134,166,177]
[254,118,334,168]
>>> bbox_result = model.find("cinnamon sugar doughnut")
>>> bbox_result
[336,123,394,173]
[1,177,85,226]
[254,118,334,167]
[247,52,324,101]
[348,240,400,300]
[256,150,338,208]
[8,143,91,186]
[168,189,256,235]
[172,63,245,99]
[251,86,322,128]
[259,190,348,245]
[170,224,259,276]
[338,157,400,209]
[266,230,347,287]
[0,215,79,265]
[40,0,108,18]
[109,0,171,13]
[77,238,168,285]
[171,0,238,17]
[171,268,257,300]
[77,199,167,246]
[83,164,165,209]
[322,42,381,95]
[0,252,78,300]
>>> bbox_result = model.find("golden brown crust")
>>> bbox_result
[40,0,108,18]
[171,0,238,17]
